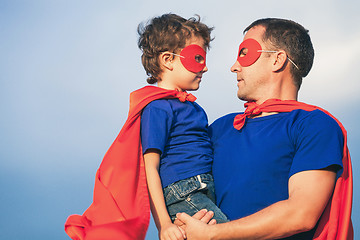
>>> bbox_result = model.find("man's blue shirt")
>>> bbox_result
[209,109,343,226]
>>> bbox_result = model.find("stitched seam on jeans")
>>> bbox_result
[164,186,175,200]
[184,196,200,212]
[173,180,199,197]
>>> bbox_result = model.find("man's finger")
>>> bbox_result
[175,209,208,227]
[174,217,185,227]
[199,210,214,223]
[191,209,208,220]
[176,212,193,224]
[209,219,217,225]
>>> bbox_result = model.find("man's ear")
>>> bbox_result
[272,50,287,72]
[159,52,174,71]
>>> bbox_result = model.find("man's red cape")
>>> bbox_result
[234,99,353,240]
[64,86,196,240]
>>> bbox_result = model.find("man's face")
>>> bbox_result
[231,26,273,102]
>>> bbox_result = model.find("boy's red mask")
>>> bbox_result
[237,38,262,67]
[179,44,206,73]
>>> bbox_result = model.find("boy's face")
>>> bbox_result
[179,44,206,73]
[170,37,208,92]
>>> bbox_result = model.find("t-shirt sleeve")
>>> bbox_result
[289,110,344,178]
[140,101,173,154]
[208,121,216,142]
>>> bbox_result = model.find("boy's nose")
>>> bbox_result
[202,65,208,73]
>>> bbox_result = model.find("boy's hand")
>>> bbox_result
[160,222,186,240]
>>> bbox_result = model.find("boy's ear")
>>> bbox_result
[272,50,287,72]
[159,52,174,71]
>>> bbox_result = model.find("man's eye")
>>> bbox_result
[239,48,248,57]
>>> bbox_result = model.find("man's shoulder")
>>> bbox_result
[290,109,339,127]
[287,109,343,139]
[210,112,241,128]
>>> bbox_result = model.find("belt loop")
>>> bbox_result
[196,175,207,190]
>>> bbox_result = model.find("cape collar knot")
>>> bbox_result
[175,90,197,102]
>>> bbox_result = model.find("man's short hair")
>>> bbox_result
[138,13,213,84]
[244,18,314,89]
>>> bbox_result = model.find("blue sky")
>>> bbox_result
[1,0,359,239]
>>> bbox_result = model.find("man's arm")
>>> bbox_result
[177,168,337,240]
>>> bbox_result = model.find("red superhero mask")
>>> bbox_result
[177,44,206,73]
[237,38,262,67]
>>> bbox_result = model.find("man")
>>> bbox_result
[176,18,353,239]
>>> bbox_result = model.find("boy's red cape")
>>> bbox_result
[65,92,353,240]
[234,99,353,240]
[64,86,196,240]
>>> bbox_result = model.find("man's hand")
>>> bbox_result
[174,209,216,230]
[176,212,214,240]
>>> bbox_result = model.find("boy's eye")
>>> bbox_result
[194,55,205,64]
[239,48,248,57]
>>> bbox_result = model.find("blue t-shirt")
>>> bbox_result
[210,109,343,239]
[140,98,213,188]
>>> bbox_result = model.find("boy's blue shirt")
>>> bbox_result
[140,98,213,188]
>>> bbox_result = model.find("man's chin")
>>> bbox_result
[237,92,247,101]
[238,95,254,103]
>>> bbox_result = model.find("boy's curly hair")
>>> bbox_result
[138,13,214,84]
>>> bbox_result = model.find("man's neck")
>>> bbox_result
[254,82,298,105]
[265,73,298,101]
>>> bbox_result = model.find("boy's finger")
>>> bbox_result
[177,226,186,239]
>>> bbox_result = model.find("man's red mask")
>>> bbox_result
[237,38,262,67]
[177,44,206,73]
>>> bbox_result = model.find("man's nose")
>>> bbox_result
[230,61,242,72]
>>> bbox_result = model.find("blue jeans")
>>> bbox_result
[163,173,229,223]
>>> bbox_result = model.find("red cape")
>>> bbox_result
[65,86,195,240]
[234,99,353,240]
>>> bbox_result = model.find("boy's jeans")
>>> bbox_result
[163,173,229,223]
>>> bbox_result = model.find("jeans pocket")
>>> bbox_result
[163,177,200,206]
[172,177,200,197]
[164,185,181,206]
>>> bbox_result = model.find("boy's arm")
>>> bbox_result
[144,149,185,240]
[177,168,337,240]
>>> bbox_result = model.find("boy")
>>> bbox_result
[138,14,228,240]
[64,13,227,240]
